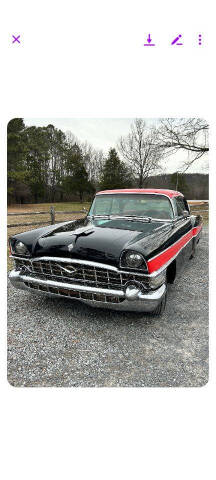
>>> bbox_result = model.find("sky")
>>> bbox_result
[24,118,208,174]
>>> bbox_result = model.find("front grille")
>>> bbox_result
[24,281,124,304]
[14,257,149,290]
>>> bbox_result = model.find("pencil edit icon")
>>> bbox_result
[171,34,183,45]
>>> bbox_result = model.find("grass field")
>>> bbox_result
[7,202,208,271]
[7,202,91,213]
[7,202,90,228]
[189,203,209,225]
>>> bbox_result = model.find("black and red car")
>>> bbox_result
[9,189,202,315]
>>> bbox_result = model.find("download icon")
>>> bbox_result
[144,34,156,46]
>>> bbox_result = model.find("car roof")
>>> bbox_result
[96,188,183,199]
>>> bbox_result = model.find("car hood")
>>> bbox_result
[12,217,173,266]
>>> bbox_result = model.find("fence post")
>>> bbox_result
[50,206,55,225]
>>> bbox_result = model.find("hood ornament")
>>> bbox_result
[68,227,94,249]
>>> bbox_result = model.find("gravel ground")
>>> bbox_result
[7,228,208,387]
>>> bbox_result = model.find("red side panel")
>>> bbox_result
[147,225,202,274]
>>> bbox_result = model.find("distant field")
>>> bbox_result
[189,203,209,225]
[7,201,91,213]
[7,201,208,270]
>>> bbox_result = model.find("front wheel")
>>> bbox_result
[190,238,197,259]
[151,287,167,316]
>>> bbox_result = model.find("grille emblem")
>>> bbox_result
[68,243,74,252]
[57,264,77,274]
[22,265,33,273]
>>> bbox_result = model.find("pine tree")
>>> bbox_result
[7,118,28,203]
[63,143,95,202]
[25,126,50,203]
[99,148,132,190]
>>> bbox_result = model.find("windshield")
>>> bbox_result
[89,194,174,220]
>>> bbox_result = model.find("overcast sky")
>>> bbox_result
[24,118,208,174]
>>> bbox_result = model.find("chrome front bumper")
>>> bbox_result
[9,268,166,312]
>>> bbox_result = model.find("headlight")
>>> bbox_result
[125,252,144,268]
[14,241,29,256]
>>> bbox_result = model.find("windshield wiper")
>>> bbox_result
[88,214,152,223]
[88,214,110,220]
[111,215,152,223]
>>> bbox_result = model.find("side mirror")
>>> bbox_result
[182,210,189,218]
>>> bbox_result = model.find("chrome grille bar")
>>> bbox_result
[24,280,123,304]
[21,274,124,296]
[12,256,150,290]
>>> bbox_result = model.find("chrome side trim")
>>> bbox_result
[147,235,195,276]
[146,226,201,274]
[146,224,202,273]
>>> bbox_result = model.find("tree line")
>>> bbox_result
[8,119,100,204]
[146,173,208,200]
[7,118,209,204]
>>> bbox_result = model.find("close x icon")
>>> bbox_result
[12,35,21,44]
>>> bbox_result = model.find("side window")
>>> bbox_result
[175,196,186,216]
[172,198,178,217]
[183,197,190,212]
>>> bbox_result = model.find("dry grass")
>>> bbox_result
[189,203,209,225]
[7,201,91,213]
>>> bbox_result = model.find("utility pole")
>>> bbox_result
[175,171,179,190]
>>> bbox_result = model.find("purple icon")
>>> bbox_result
[198,34,202,45]
[144,34,155,46]
[12,35,21,44]
[171,34,183,45]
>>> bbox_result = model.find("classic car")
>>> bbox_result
[9,188,202,315]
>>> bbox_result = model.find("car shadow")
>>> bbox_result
[31,292,162,328]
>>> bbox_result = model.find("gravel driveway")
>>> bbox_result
[7,227,208,387]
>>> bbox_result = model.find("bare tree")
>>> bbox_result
[65,130,78,146]
[157,118,209,170]
[118,119,163,187]
[80,141,105,183]
[65,132,105,184]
